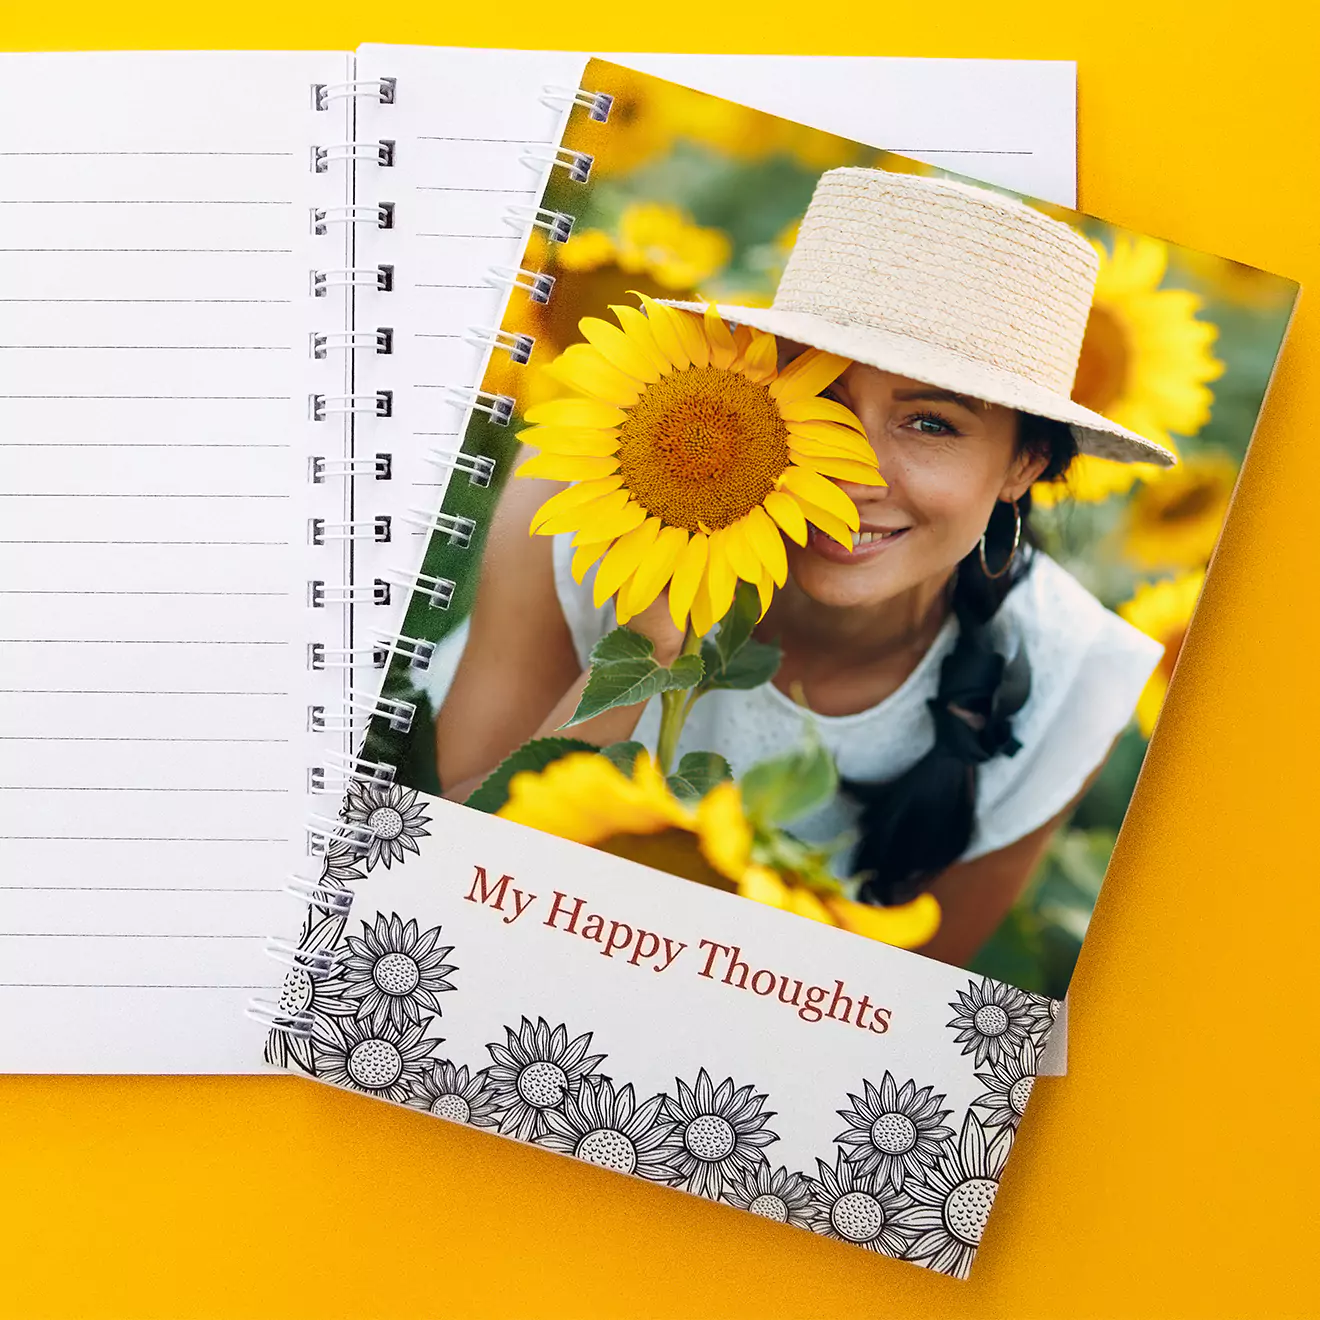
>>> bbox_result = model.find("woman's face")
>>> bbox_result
[784,356,1049,612]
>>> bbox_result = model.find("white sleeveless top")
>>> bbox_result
[551,537,1163,864]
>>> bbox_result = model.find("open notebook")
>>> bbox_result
[250,59,1293,1279]
[0,46,1078,1074]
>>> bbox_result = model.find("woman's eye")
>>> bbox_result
[906,411,958,437]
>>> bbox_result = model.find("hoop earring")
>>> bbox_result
[978,500,1021,580]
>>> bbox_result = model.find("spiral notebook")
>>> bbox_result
[250,58,1293,1278]
[0,46,1078,1074]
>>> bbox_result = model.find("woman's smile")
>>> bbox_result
[805,519,913,564]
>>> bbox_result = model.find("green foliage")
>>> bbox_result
[698,582,782,694]
[599,740,647,775]
[739,722,837,829]
[666,751,733,802]
[463,736,599,814]
[566,627,703,726]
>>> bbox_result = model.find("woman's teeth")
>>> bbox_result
[851,529,903,547]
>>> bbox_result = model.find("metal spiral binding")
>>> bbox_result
[313,77,396,110]
[378,566,456,610]
[312,265,393,295]
[312,203,395,235]
[425,448,495,487]
[540,84,614,121]
[246,1002,314,1037]
[309,516,391,545]
[312,139,396,171]
[503,204,574,244]
[520,143,593,183]
[308,579,390,608]
[308,642,388,671]
[440,384,515,425]
[310,455,392,482]
[311,327,393,357]
[310,750,396,792]
[265,935,343,977]
[310,391,392,420]
[372,627,437,671]
[463,325,535,364]
[485,263,555,305]
[401,507,476,547]
[283,875,354,913]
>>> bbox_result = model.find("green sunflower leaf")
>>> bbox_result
[600,740,647,775]
[564,627,704,726]
[699,581,783,693]
[464,736,598,814]
[738,722,838,827]
[666,751,733,802]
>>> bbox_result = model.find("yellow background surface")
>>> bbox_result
[2,4,1317,1317]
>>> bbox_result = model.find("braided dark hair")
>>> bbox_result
[844,412,1079,907]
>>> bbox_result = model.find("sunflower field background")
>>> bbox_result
[365,60,1296,999]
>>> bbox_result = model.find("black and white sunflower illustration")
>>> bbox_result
[834,1072,955,1190]
[485,1017,607,1142]
[903,1110,1014,1280]
[725,1164,814,1229]
[971,1035,1038,1133]
[1022,992,1061,1041]
[312,1013,441,1105]
[339,911,456,1033]
[947,976,1037,1068]
[262,910,355,1073]
[655,1069,778,1201]
[538,1078,675,1180]
[343,781,430,870]
[406,1060,501,1128]
[808,1151,919,1257]
[319,839,366,891]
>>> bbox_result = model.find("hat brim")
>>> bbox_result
[660,300,1175,469]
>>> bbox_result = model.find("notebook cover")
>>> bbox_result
[264,59,1296,1278]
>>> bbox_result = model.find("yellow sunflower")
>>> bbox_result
[498,751,940,948]
[559,203,731,292]
[517,297,883,634]
[1122,451,1237,569]
[1037,232,1224,506]
[1118,569,1205,735]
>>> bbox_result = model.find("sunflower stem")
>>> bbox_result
[655,626,702,776]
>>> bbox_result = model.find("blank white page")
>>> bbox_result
[0,50,352,1072]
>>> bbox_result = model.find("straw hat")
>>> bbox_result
[663,168,1175,468]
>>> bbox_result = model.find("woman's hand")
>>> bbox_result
[621,592,687,666]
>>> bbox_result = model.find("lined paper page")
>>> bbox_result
[0,51,351,1072]
[351,44,1077,1073]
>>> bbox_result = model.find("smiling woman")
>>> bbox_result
[434,167,1175,972]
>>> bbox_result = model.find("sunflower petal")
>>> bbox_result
[668,531,708,631]
[516,451,620,482]
[778,464,862,528]
[762,489,809,546]
[704,528,739,622]
[571,539,614,582]
[739,328,778,384]
[786,420,876,457]
[826,892,941,948]
[722,518,763,583]
[622,524,687,621]
[545,343,643,407]
[743,504,788,587]
[523,398,628,429]
[519,425,621,457]
[778,395,867,433]
[534,487,631,537]
[790,453,887,486]
[792,496,854,548]
[634,292,689,370]
[608,304,672,375]
[593,516,662,607]
[703,303,737,369]
[528,476,624,533]
[573,497,648,544]
[671,307,709,369]
[689,573,717,637]
[579,316,661,385]
[768,348,851,405]
[754,567,774,620]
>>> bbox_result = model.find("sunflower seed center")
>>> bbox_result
[944,1177,997,1247]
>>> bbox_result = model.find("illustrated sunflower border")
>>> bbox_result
[266,823,1057,1281]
